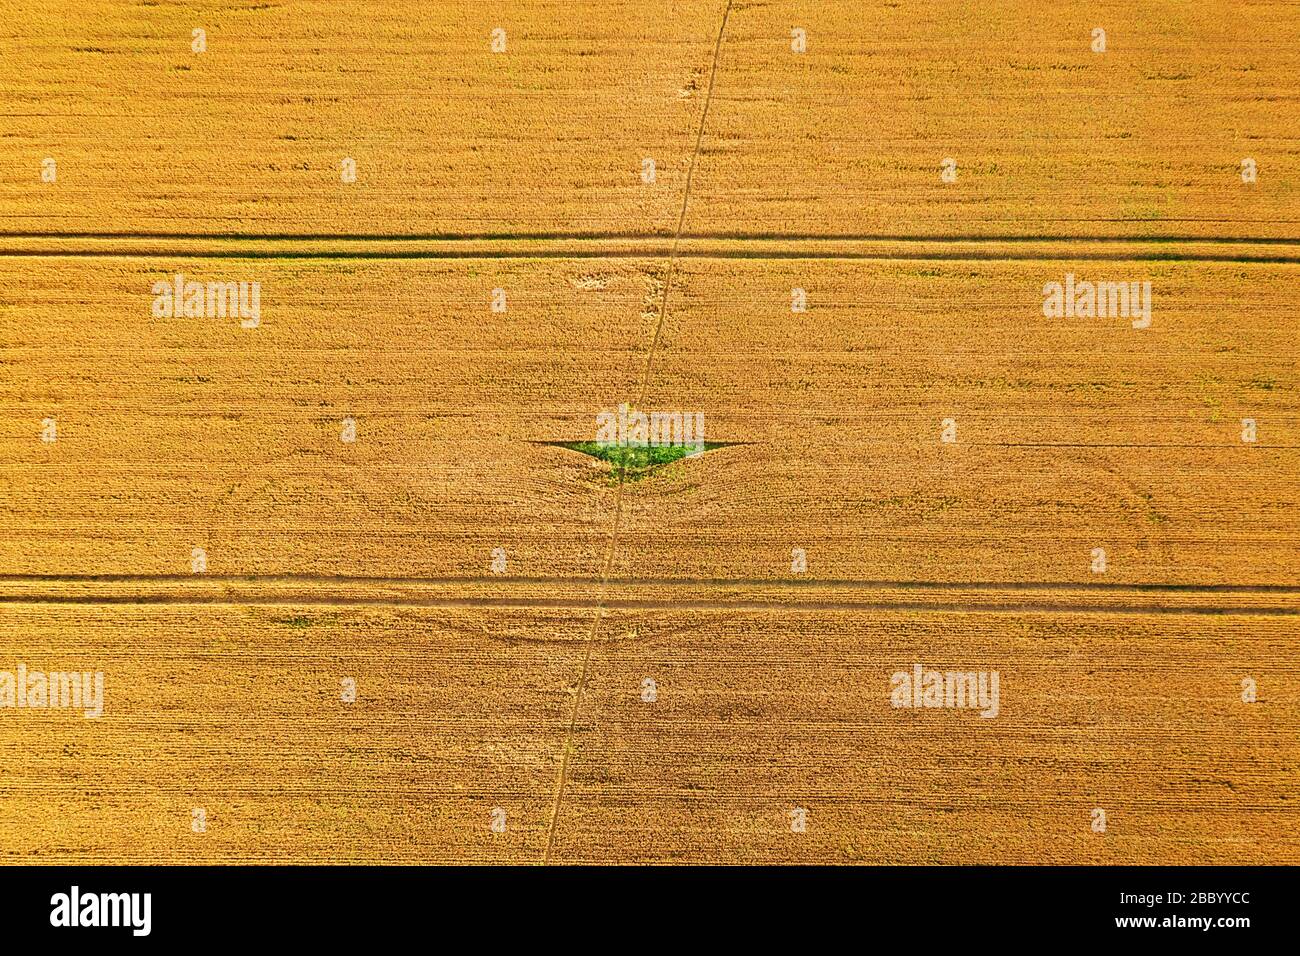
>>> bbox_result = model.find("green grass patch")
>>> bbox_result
[559,441,724,476]
[274,615,315,629]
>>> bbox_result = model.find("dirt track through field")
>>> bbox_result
[3,236,1299,263]
[544,0,734,865]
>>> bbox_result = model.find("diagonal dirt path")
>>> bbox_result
[541,0,736,864]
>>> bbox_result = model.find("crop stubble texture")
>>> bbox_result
[0,1,1296,864]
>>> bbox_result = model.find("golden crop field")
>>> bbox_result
[0,0,1297,866]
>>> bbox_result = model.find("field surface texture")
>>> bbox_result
[0,1,1296,864]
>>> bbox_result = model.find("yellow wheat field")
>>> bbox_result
[0,1,1296,864]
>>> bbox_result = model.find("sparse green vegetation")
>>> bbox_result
[274,615,315,629]
[559,441,724,477]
